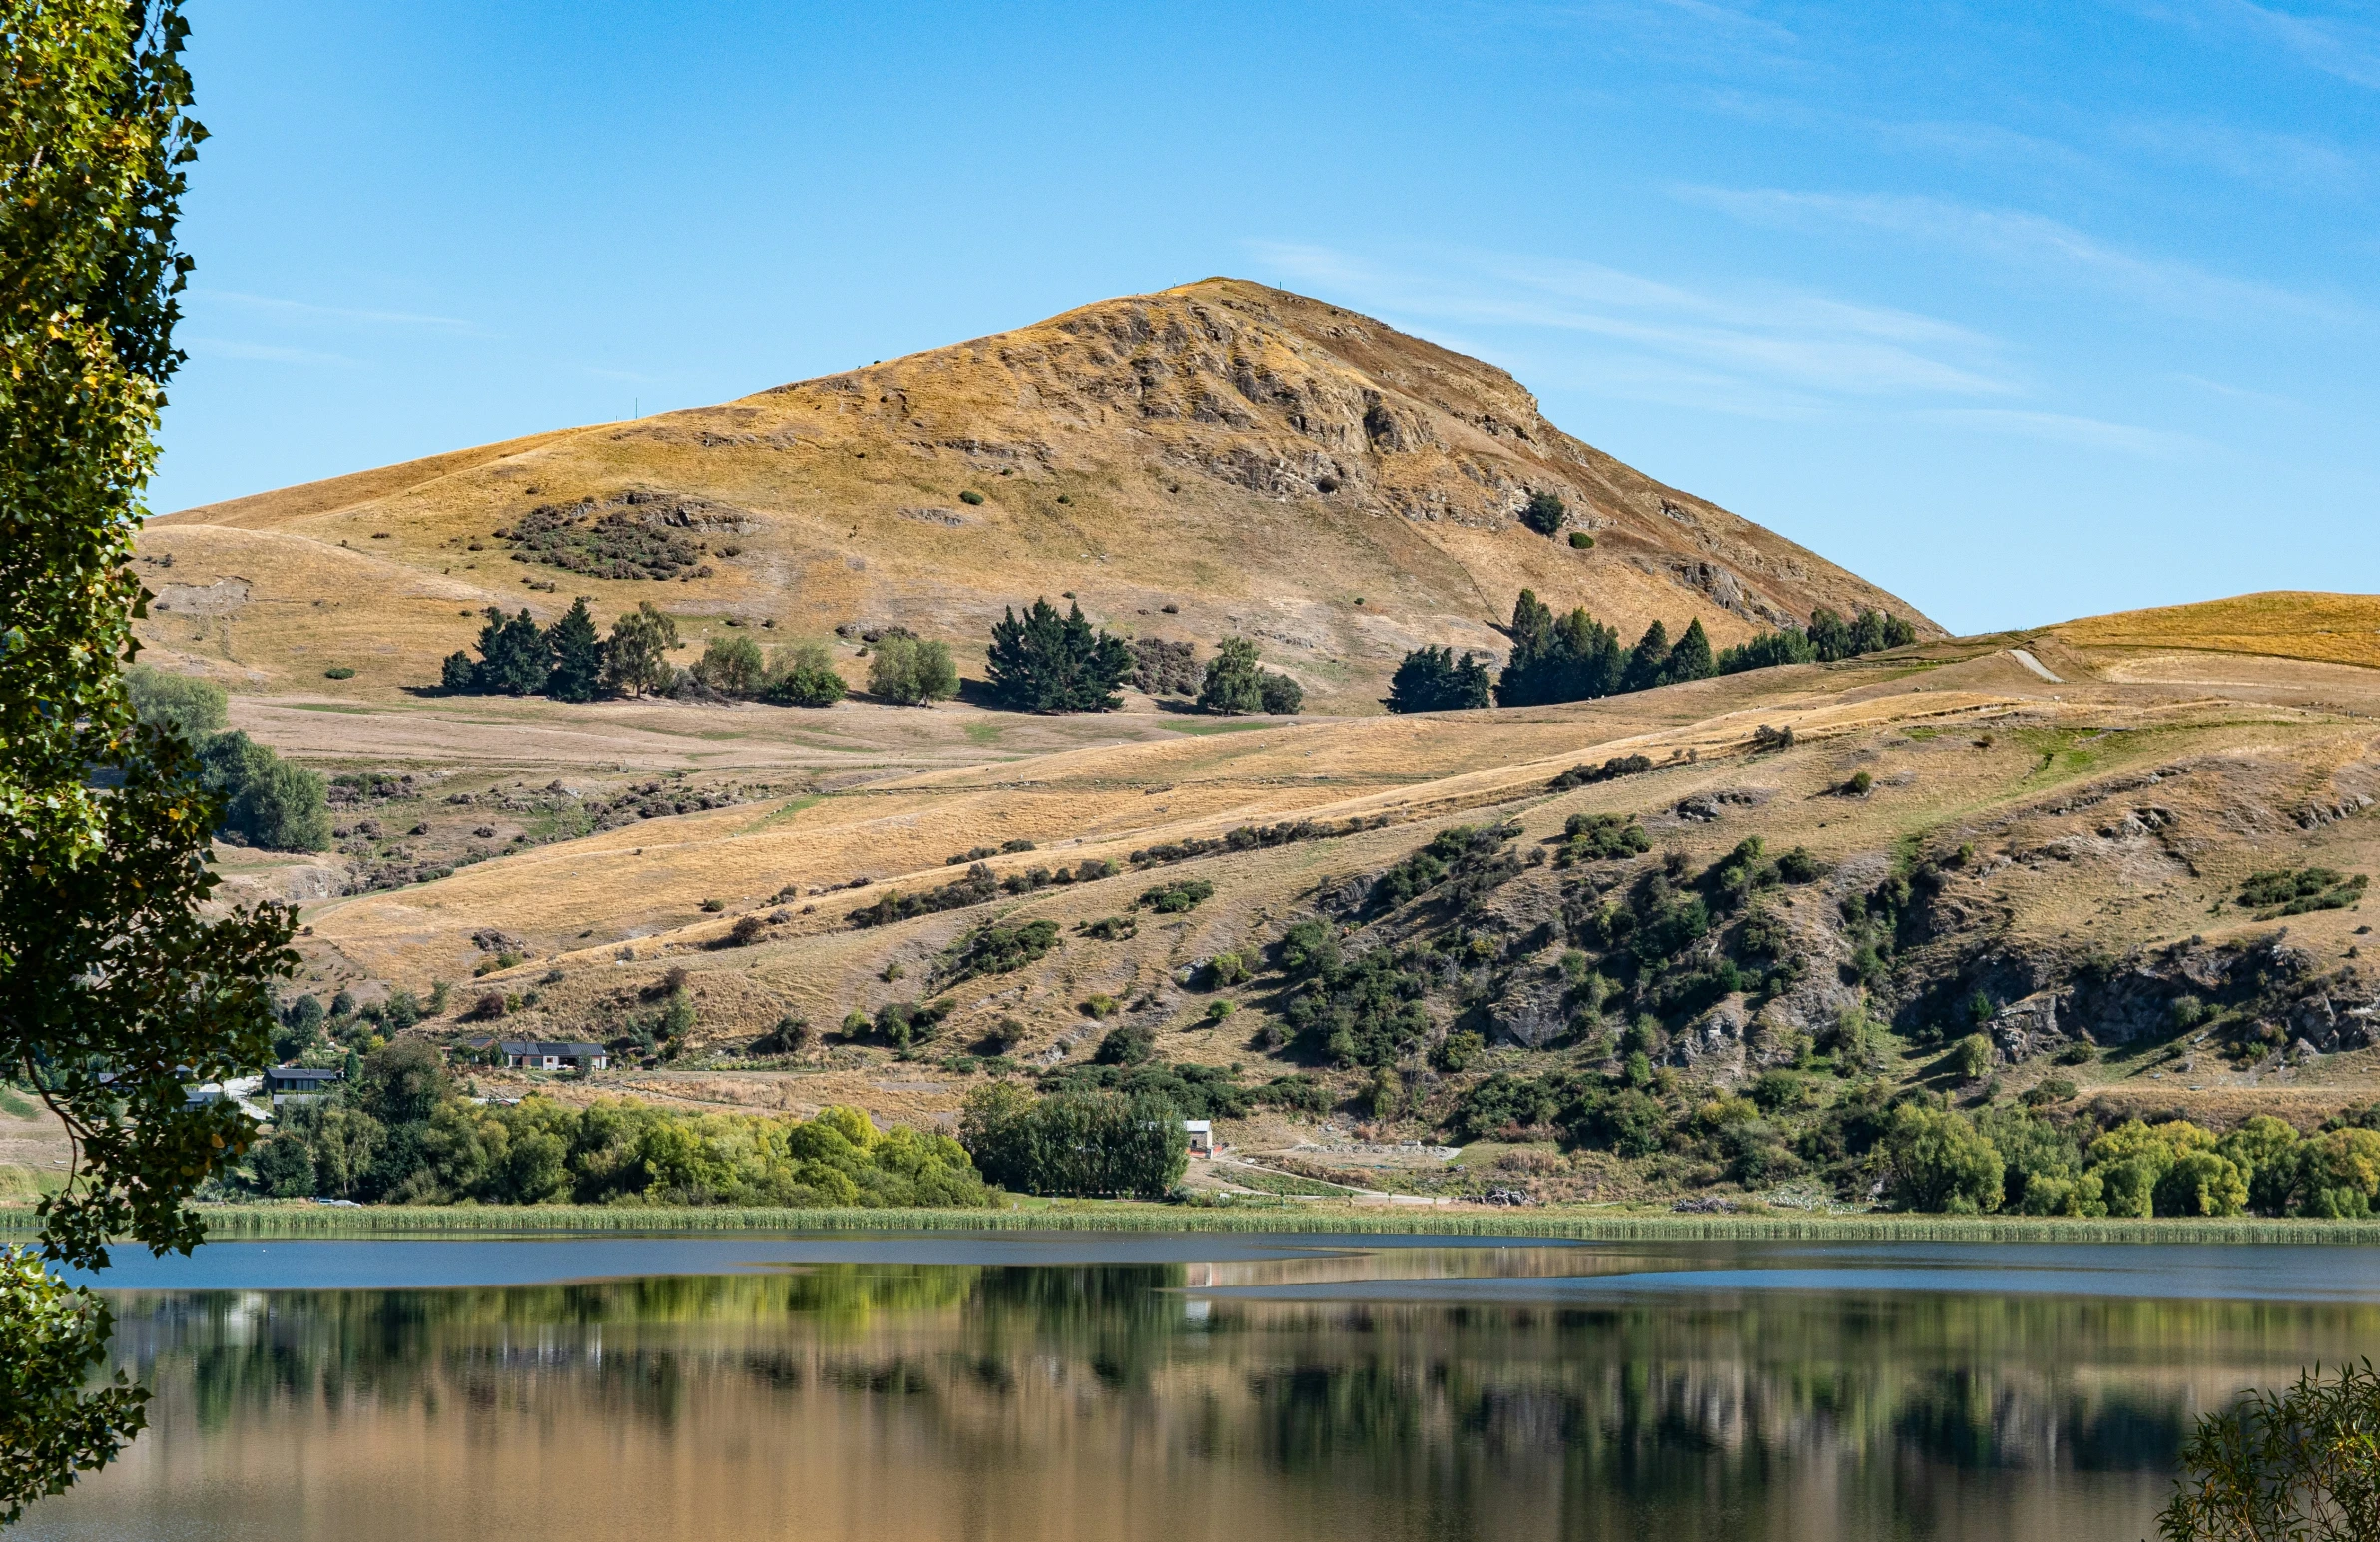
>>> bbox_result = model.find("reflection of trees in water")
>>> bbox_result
[108,1269,2380,1526]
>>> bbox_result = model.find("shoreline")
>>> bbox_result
[11,1202,2380,1246]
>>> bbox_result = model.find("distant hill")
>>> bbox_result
[145,278,1936,709]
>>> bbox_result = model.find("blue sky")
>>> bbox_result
[162,2,2380,634]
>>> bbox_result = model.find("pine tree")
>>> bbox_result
[1665,617,1716,684]
[984,598,1133,713]
[1385,647,1491,713]
[1716,626,1818,674]
[1619,620,1671,694]
[544,597,603,702]
[1493,591,1624,707]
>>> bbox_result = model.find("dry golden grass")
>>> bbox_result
[2054,590,2380,670]
[143,279,1939,711]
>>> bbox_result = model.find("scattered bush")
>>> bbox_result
[940,918,1061,985]
[1517,490,1566,536]
[1567,531,1594,550]
[764,639,849,706]
[1138,878,1214,914]
[323,666,355,680]
[2238,867,2368,918]
[868,633,959,706]
[1129,637,1200,697]
[957,489,985,506]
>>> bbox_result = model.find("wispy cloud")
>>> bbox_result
[1673,185,2349,319]
[184,337,357,367]
[2221,0,2380,89]
[1913,407,2198,457]
[2113,116,2365,192]
[1248,240,2013,413]
[196,290,486,334]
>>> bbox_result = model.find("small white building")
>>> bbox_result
[1183,1119,1214,1156]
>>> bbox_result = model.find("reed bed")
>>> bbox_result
[9,1203,2380,1246]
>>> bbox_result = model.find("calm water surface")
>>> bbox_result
[22,1233,2380,1542]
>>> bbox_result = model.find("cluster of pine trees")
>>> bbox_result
[985,598,1303,716]
[1383,591,1921,714]
[439,600,866,707]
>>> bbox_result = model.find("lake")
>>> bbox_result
[21,1233,2380,1541]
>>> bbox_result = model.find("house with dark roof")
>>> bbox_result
[499,1040,608,1072]
[265,1066,343,1106]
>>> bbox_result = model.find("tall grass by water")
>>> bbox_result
[9,1202,2380,1245]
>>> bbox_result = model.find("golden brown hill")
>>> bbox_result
[2050,590,2380,671]
[147,279,1935,710]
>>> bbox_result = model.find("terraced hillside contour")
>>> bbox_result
[142,278,1935,711]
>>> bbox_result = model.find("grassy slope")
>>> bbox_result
[227,604,2380,1164]
[2053,591,2380,671]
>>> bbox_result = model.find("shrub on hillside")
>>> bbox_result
[1130,636,1200,697]
[692,632,767,697]
[1517,490,1566,536]
[191,731,330,852]
[1195,636,1299,716]
[764,640,849,706]
[867,633,958,705]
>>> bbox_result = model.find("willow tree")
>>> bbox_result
[2,2,295,1521]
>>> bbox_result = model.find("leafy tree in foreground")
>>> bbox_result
[2156,1360,2380,1541]
[2,1,297,1519]
[1384,645,1492,713]
[984,597,1132,713]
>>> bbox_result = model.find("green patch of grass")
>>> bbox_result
[285,702,378,716]
[963,721,1005,746]
[0,1086,36,1120]
[1160,719,1273,737]
[743,794,825,831]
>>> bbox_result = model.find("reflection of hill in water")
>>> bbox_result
[58,1266,2380,1542]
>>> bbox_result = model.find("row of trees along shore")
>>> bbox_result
[1385,592,1920,713]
